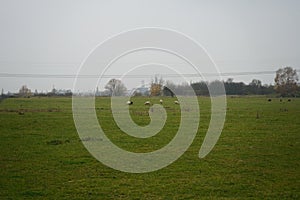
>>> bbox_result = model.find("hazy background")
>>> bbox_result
[0,0,299,92]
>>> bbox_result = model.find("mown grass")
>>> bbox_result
[0,96,299,199]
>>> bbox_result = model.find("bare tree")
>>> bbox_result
[274,67,299,97]
[150,75,164,96]
[249,79,262,94]
[105,79,127,96]
[19,85,32,97]
[250,79,262,88]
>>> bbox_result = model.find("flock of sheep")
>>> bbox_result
[268,98,292,102]
[127,98,292,105]
[126,99,179,105]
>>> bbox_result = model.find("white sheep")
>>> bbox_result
[174,100,179,105]
[159,99,163,104]
[126,100,133,105]
[144,101,151,105]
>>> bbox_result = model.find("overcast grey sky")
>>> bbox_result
[0,0,299,92]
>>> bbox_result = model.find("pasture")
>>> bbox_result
[0,96,299,199]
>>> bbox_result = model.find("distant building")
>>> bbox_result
[131,85,150,96]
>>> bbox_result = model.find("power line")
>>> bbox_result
[1,70,298,79]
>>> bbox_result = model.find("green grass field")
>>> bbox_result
[0,96,299,199]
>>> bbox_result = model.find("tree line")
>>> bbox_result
[1,66,299,98]
[154,66,300,97]
[160,78,275,96]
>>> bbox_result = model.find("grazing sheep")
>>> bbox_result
[144,101,151,105]
[126,100,133,105]
[268,99,272,102]
[159,99,163,104]
[280,108,288,112]
[174,100,180,105]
